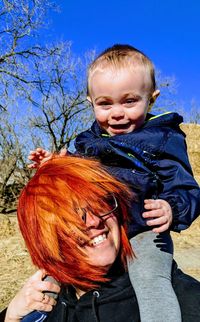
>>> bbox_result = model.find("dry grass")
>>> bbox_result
[170,123,200,280]
[0,216,35,310]
[180,123,200,183]
[0,123,200,311]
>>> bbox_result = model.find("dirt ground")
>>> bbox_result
[0,123,200,312]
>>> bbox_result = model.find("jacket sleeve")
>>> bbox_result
[21,311,48,322]
[156,130,200,232]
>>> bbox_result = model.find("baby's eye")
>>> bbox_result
[98,101,111,106]
[125,98,137,104]
[96,101,112,109]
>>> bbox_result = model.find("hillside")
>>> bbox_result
[0,123,200,311]
[180,123,200,183]
[172,123,200,279]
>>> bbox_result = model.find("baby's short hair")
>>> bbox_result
[87,44,156,96]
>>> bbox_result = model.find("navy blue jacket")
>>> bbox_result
[75,112,200,237]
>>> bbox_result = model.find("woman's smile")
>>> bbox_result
[89,232,108,246]
[82,214,120,270]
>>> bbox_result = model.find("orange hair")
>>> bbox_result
[17,155,133,290]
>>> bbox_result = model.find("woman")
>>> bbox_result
[3,155,200,322]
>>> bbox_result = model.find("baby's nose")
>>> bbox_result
[110,105,125,118]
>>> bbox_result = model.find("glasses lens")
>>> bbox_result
[99,194,118,217]
[77,194,118,223]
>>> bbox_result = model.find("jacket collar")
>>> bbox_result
[90,112,183,138]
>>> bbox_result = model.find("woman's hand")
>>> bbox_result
[142,199,173,233]
[4,270,60,322]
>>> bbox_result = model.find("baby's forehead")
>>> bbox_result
[89,64,153,93]
[90,58,147,74]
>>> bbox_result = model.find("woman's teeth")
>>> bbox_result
[90,233,107,246]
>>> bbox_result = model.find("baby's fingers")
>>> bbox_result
[146,215,168,227]
[144,199,162,210]
[27,163,38,169]
[142,209,164,219]
[152,224,170,233]
[146,215,171,233]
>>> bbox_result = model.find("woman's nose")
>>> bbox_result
[85,212,101,228]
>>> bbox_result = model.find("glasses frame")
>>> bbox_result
[81,194,118,224]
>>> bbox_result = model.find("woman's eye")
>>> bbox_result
[81,210,87,223]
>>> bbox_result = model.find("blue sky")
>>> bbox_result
[45,0,200,110]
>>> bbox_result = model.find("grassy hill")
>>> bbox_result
[181,123,200,183]
[172,123,200,279]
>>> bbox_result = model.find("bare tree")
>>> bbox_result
[153,71,200,124]
[29,42,95,151]
[153,70,178,113]
[0,113,32,211]
[187,100,200,124]
[0,43,95,210]
[0,0,57,111]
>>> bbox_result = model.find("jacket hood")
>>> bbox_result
[88,112,184,138]
[75,112,184,163]
[59,273,137,322]
[144,112,183,129]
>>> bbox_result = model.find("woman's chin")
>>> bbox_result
[85,243,118,270]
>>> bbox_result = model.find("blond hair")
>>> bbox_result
[87,44,156,96]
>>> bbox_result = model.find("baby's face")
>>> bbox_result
[88,67,154,136]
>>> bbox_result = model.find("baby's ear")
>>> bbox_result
[152,89,160,101]
[148,89,160,111]
[87,96,92,103]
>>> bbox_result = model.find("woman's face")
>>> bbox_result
[82,210,121,271]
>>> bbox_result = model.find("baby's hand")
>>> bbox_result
[5,270,60,321]
[28,148,52,169]
[28,148,67,169]
[142,199,172,233]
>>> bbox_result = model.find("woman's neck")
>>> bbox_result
[74,258,125,299]
[75,288,86,299]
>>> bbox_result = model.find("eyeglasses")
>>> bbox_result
[79,194,118,224]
